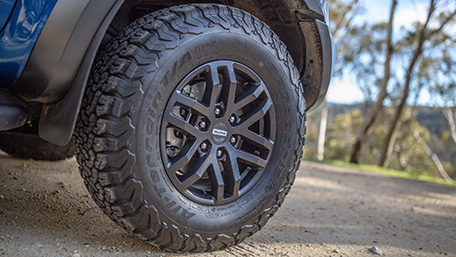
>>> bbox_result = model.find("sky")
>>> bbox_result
[326,0,431,104]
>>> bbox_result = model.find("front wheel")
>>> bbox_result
[74,4,306,252]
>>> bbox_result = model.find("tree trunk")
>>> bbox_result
[411,126,453,181]
[317,101,328,161]
[382,121,401,168]
[379,71,413,167]
[349,0,397,164]
[378,0,436,167]
[443,108,456,144]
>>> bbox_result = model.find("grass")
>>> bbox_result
[303,157,456,187]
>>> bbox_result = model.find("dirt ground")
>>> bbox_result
[0,151,455,257]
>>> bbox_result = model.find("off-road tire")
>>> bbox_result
[74,4,306,252]
[0,133,74,161]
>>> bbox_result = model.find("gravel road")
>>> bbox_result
[1,151,455,257]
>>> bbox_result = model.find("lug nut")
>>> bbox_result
[229,115,236,124]
[230,136,237,144]
[200,142,208,151]
[199,121,207,129]
[216,149,223,158]
[214,107,222,116]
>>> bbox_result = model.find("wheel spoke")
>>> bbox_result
[164,112,200,137]
[241,130,274,151]
[226,64,238,106]
[234,148,267,169]
[207,65,222,107]
[220,64,238,113]
[179,154,211,189]
[234,83,264,111]
[173,92,209,116]
[224,155,241,198]
[208,160,225,203]
[238,98,273,130]
[167,139,200,174]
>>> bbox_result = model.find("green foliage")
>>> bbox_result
[327,108,363,160]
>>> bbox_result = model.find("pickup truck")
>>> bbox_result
[0,0,335,252]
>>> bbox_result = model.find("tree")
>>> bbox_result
[328,0,361,40]
[349,0,397,164]
[306,0,456,179]
[379,0,456,167]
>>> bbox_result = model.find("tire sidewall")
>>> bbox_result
[133,26,300,236]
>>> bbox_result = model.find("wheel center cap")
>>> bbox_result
[212,123,228,142]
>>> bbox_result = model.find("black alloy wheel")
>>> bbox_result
[161,61,276,205]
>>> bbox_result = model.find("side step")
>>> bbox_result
[0,91,28,131]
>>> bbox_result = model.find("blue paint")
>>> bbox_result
[0,0,17,32]
[0,0,58,88]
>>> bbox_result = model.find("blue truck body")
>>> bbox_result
[0,0,57,88]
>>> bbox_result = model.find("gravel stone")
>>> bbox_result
[32,242,43,248]
[368,246,383,255]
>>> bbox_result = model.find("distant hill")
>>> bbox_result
[326,102,449,137]
[414,106,449,137]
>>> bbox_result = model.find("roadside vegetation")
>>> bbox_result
[303,157,456,187]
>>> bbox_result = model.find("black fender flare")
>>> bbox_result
[13,0,125,145]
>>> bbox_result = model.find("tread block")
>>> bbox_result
[208,235,235,251]
[94,116,134,137]
[179,234,206,252]
[98,170,131,186]
[123,204,160,237]
[236,224,259,242]
[154,225,184,251]
[101,76,140,97]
